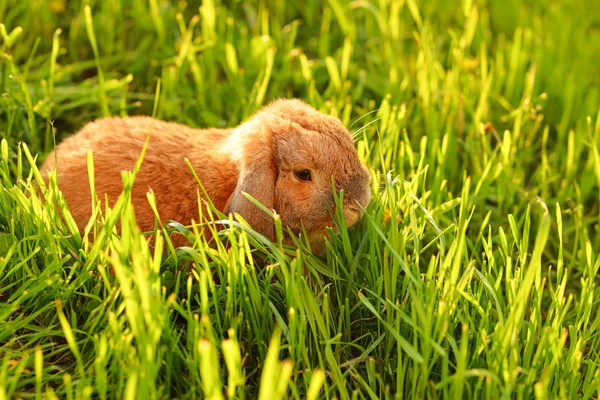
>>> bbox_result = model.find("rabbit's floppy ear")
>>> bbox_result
[225,121,277,240]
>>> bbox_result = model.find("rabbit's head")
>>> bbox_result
[225,99,371,252]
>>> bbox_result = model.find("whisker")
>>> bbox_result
[347,104,393,130]
[352,117,383,142]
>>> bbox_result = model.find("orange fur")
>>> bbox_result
[41,99,371,251]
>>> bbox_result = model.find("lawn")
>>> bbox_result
[1,0,600,398]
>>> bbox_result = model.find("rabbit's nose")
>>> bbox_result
[349,181,371,212]
[343,203,364,227]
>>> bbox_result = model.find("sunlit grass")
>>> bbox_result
[1,0,600,398]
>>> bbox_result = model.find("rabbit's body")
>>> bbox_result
[41,117,238,239]
[41,99,372,251]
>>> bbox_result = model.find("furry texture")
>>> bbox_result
[41,99,371,251]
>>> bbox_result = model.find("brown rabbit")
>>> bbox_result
[41,99,372,252]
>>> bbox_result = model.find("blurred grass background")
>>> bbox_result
[1,0,600,398]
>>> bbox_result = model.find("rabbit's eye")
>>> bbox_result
[294,169,312,182]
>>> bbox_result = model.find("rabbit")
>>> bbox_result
[40,99,372,253]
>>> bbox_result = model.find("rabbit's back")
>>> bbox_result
[41,117,238,239]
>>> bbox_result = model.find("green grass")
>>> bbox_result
[1,0,600,398]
